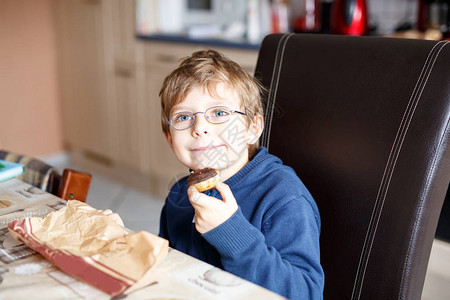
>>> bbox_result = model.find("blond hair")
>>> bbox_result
[160,50,265,155]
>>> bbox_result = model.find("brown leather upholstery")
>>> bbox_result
[255,34,450,300]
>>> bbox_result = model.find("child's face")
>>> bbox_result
[165,83,256,181]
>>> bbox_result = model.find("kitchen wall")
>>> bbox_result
[0,0,64,157]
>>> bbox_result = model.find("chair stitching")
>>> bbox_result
[351,40,447,300]
[353,40,447,299]
[398,42,449,299]
[263,33,289,148]
[365,40,447,298]
[353,40,446,299]
[261,35,287,147]
[400,118,450,299]
[263,33,295,150]
[264,34,286,126]
[265,33,294,149]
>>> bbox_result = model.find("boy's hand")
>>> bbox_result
[187,181,238,234]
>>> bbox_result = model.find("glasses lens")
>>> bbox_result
[207,107,231,124]
[171,112,194,130]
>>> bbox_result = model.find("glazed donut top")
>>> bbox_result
[187,168,218,185]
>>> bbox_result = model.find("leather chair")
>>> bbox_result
[255,34,449,299]
[0,150,92,202]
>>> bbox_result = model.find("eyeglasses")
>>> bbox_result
[168,106,247,131]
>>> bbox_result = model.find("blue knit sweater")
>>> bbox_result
[159,147,324,299]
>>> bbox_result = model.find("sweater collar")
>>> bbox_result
[223,147,274,187]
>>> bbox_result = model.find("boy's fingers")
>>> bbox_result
[188,186,205,205]
[215,182,236,205]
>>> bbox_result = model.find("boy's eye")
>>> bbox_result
[211,108,230,117]
[174,113,193,123]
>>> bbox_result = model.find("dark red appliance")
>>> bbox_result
[330,0,368,35]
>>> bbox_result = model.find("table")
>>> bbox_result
[0,179,285,299]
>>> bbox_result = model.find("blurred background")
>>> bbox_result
[1,0,449,196]
[0,1,449,298]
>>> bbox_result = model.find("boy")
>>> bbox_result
[159,50,324,299]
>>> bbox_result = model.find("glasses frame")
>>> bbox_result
[167,106,247,131]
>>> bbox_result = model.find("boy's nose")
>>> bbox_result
[192,114,209,137]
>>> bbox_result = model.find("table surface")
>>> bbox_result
[0,179,285,300]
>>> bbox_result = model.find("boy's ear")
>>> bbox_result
[165,132,173,149]
[247,115,264,145]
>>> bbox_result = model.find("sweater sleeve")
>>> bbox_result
[158,203,169,240]
[202,197,324,299]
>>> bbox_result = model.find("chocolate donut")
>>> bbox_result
[188,168,220,192]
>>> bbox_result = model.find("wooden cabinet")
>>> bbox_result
[108,0,144,64]
[55,0,112,159]
[55,0,259,197]
[108,62,145,171]
[216,47,259,75]
[102,0,148,172]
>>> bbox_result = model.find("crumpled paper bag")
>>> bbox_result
[8,200,168,297]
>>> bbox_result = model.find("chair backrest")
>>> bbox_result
[0,150,92,202]
[255,34,450,300]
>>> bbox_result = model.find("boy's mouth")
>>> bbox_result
[190,145,226,152]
